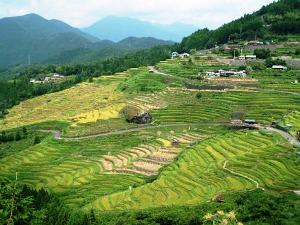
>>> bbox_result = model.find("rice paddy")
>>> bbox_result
[0,55,300,212]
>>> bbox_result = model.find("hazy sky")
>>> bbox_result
[0,0,274,28]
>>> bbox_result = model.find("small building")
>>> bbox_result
[239,55,246,60]
[206,71,220,78]
[233,71,247,78]
[51,73,64,80]
[180,53,190,58]
[272,65,288,70]
[245,55,257,60]
[171,52,179,58]
[244,119,256,125]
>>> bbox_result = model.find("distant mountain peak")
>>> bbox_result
[83,16,198,42]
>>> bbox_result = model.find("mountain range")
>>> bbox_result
[0,14,174,69]
[83,16,198,42]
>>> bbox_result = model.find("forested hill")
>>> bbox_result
[0,14,173,69]
[44,37,174,64]
[179,0,300,51]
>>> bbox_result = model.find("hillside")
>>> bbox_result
[46,37,173,64]
[0,13,100,69]
[180,0,300,50]
[83,16,197,42]
[1,1,300,224]
[0,14,173,69]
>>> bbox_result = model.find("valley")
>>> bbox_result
[1,49,300,213]
[0,1,300,224]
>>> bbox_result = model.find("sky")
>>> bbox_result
[0,0,274,28]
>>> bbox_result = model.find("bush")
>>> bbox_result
[196,92,203,99]
[295,48,300,55]
[254,48,271,59]
[248,61,266,70]
[265,58,286,67]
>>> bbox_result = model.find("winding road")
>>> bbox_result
[36,122,300,148]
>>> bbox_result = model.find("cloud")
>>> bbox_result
[0,0,274,28]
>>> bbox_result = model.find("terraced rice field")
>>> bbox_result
[283,110,300,134]
[152,90,300,125]
[157,56,226,78]
[0,81,126,130]
[85,130,300,211]
[1,55,300,213]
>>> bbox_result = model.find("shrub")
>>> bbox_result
[248,61,266,70]
[196,92,203,99]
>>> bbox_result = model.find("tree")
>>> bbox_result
[33,135,41,145]
[22,127,28,138]
[254,49,271,59]
[15,131,22,141]
[265,58,286,67]
[0,181,46,225]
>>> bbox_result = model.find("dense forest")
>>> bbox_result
[0,46,171,118]
[1,179,299,225]
[179,0,300,51]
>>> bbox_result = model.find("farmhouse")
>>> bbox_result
[171,52,190,59]
[272,65,288,70]
[246,41,264,46]
[180,53,190,58]
[245,55,257,60]
[244,119,256,125]
[206,69,247,78]
[171,52,180,58]
[52,73,65,79]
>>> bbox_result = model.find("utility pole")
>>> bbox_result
[28,54,31,65]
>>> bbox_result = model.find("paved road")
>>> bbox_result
[36,122,226,141]
[36,121,300,148]
[255,125,300,147]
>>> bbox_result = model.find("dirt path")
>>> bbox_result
[223,160,265,190]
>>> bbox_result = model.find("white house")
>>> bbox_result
[206,72,220,78]
[180,53,190,58]
[171,52,179,58]
[239,56,246,60]
[245,55,257,60]
[272,65,288,70]
[206,69,247,78]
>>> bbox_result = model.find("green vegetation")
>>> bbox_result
[0,0,300,224]
[179,0,300,51]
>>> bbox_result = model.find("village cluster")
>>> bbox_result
[30,73,65,84]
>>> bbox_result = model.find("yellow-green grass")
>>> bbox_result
[85,130,300,211]
[0,81,126,130]
[283,110,300,135]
